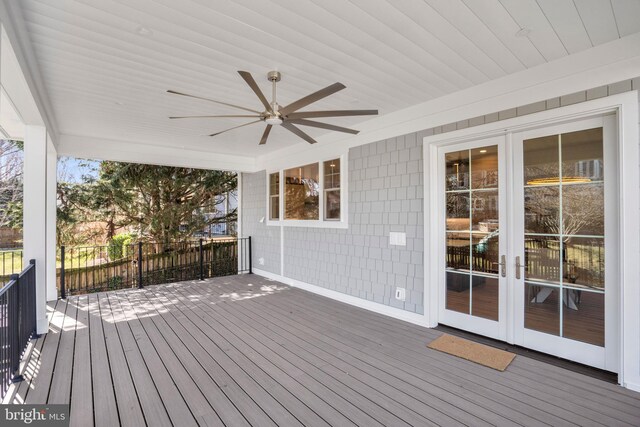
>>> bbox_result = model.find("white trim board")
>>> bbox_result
[422,91,640,390]
[57,134,256,172]
[252,268,431,329]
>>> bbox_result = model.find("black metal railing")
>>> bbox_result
[0,259,37,400]
[59,237,252,297]
[1,249,23,287]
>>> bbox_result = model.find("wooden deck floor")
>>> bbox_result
[7,275,640,426]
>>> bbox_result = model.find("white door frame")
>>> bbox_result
[423,91,640,390]
[436,135,508,342]
[511,115,617,371]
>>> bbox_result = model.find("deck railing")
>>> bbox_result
[0,249,23,287]
[0,259,37,401]
[59,237,252,297]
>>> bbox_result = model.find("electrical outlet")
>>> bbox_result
[395,287,406,301]
[258,257,265,265]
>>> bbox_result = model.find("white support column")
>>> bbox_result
[46,135,57,302]
[23,125,49,334]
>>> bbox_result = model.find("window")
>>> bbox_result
[269,172,279,220]
[268,155,346,227]
[324,158,340,220]
[284,163,319,220]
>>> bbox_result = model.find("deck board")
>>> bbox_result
[87,293,118,427]
[69,295,92,427]
[10,275,640,426]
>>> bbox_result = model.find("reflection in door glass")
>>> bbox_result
[524,283,560,336]
[472,275,499,321]
[445,151,470,191]
[523,128,605,346]
[445,146,499,320]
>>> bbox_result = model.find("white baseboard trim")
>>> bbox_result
[624,381,640,393]
[252,268,432,328]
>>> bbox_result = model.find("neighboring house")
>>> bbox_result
[2,0,640,394]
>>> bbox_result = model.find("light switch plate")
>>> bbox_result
[395,287,406,301]
[389,232,406,246]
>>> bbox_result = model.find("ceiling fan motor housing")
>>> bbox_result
[267,70,281,82]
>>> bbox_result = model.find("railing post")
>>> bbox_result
[199,239,204,281]
[9,273,21,382]
[29,260,37,338]
[60,246,66,299]
[138,242,143,289]
[248,236,252,274]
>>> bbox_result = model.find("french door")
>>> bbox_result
[438,115,618,371]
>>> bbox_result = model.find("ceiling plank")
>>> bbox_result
[611,0,640,37]
[462,0,546,68]
[536,0,592,54]
[573,0,620,45]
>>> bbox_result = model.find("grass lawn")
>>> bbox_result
[1,250,23,276]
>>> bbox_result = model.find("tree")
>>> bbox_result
[0,139,23,230]
[92,162,237,243]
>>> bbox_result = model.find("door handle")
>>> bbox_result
[497,255,506,278]
[515,256,523,280]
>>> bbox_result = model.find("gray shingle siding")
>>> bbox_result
[240,171,280,275]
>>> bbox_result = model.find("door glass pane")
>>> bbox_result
[563,289,604,346]
[472,276,499,321]
[471,146,498,189]
[471,190,498,231]
[525,186,559,234]
[562,183,604,236]
[524,135,559,184]
[472,233,499,274]
[445,151,470,191]
[446,233,470,271]
[525,283,560,336]
[446,272,470,314]
[525,237,561,283]
[564,237,604,290]
[446,193,470,231]
[445,145,499,322]
[561,128,603,181]
[522,128,605,346]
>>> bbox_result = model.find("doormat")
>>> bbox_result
[427,334,516,371]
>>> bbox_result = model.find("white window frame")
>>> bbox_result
[267,171,280,221]
[266,153,348,229]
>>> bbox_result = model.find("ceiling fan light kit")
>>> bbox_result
[168,70,378,145]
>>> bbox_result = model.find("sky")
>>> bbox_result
[57,157,100,183]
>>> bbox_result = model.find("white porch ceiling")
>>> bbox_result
[17,0,640,158]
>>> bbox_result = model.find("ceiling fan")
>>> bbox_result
[168,70,378,145]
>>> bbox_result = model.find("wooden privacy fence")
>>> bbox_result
[59,237,252,297]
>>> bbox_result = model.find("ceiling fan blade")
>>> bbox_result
[238,71,272,112]
[287,119,359,135]
[279,82,346,116]
[281,122,317,144]
[170,115,261,119]
[209,120,261,137]
[259,125,272,145]
[167,90,261,114]
[285,109,378,119]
